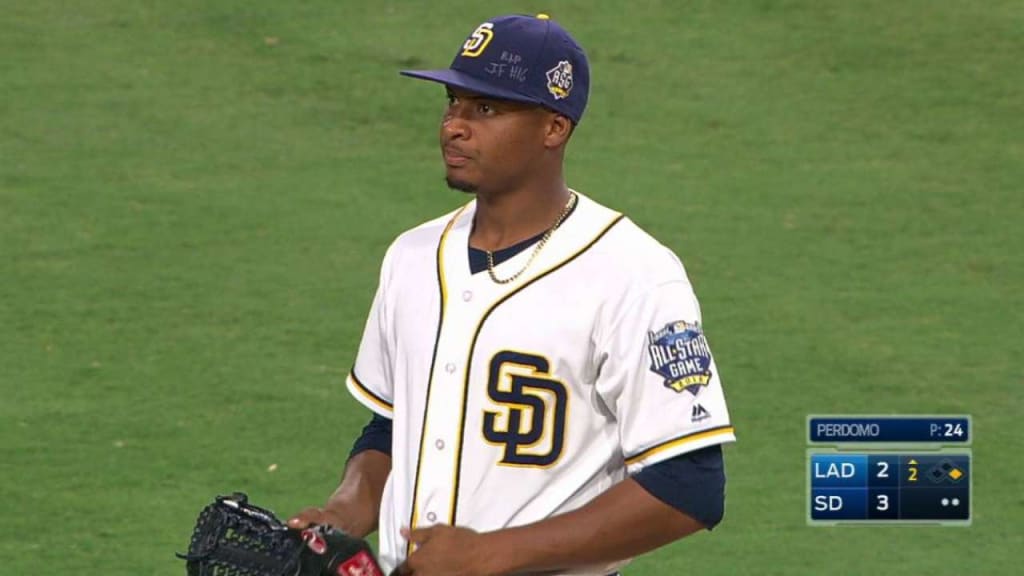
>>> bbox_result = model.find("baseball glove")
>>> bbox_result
[177,492,385,576]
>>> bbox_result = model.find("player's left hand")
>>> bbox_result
[394,524,498,576]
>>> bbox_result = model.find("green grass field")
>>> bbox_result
[3,1,1022,574]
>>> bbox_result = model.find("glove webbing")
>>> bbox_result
[178,494,303,576]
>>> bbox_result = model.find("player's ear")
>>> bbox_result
[543,113,573,149]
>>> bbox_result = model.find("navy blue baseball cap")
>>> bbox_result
[401,13,590,124]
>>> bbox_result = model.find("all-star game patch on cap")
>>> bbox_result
[400,13,590,124]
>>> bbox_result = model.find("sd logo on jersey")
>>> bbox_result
[647,320,712,394]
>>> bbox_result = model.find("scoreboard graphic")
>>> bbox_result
[807,415,971,525]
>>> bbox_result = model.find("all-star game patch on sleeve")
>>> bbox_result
[647,320,714,395]
[596,280,735,474]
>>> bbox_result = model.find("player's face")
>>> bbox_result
[440,87,554,194]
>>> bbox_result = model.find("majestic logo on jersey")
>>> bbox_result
[461,23,495,57]
[691,403,711,423]
[546,60,574,99]
[482,351,567,468]
[647,320,712,395]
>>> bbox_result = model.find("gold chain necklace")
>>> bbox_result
[485,192,578,285]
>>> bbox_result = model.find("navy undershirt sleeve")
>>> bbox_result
[349,413,393,459]
[631,444,727,529]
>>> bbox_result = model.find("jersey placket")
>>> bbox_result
[409,207,509,530]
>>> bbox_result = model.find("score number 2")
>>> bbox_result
[875,459,915,482]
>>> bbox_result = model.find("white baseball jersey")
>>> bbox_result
[345,192,735,575]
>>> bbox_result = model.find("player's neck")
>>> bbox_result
[469,182,572,252]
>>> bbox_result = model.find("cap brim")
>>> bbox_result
[400,68,542,106]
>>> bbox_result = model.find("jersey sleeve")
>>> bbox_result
[345,252,395,417]
[595,278,735,474]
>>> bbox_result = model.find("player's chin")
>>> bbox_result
[445,173,479,194]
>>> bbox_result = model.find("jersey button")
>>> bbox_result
[435,439,445,450]
[445,362,456,373]
[426,511,437,522]
[462,290,473,302]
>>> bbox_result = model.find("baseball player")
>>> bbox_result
[290,13,736,576]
